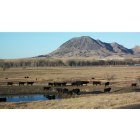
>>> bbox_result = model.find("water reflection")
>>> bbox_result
[0,95,61,102]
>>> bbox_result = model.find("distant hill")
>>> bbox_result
[40,36,139,59]
[132,46,140,56]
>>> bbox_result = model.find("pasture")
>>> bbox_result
[0,66,140,109]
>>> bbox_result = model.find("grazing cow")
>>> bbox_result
[43,86,51,91]
[27,82,34,86]
[56,88,63,93]
[81,81,89,85]
[104,87,111,93]
[105,82,110,87]
[62,88,69,93]
[93,81,101,86]
[71,88,80,95]
[131,83,137,87]
[67,91,73,95]
[56,88,69,93]
[7,82,13,86]
[0,97,7,102]
[48,82,54,86]
[53,82,60,86]
[47,95,55,100]
[61,82,67,86]
[24,76,29,79]
[72,81,83,86]
[53,82,67,87]
[19,82,26,86]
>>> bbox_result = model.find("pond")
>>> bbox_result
[0,95,61,103]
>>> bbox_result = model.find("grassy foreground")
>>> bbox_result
[0,66,140,109]
[0,92,140,109]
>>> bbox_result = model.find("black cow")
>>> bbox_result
[71,81,83,86]
[56,88,69,93]
[53,82,67,87]
[48,82,54,86]
[62,88,69,93]
[27,82,34,86]
[71,88,80,95]
[104,87,111,93]
[67,90,73,95]
[0,97,7,102]
[56,88,63,93]
[7,82,13,86]
[24,76,29,79]
[47,95,55,100]
[43,86,51,91]
[105,82,110,87]
[54,82,61,86]
[19,82,26,86]
[81,81,89,85]
[61,82,67,86]
[131,83,137,87]
[93,81,101,86]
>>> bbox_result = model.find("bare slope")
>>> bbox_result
[45,36,134,59]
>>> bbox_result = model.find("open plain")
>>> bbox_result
[0,66,140,109]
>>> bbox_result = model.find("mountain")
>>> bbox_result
[132,46,140,56]
[41,36,138,59]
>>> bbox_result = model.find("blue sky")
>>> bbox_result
[0,32,140,59]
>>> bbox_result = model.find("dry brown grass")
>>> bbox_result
[0,92,140,109]
[0,66,140,84]
[0,66,140,109]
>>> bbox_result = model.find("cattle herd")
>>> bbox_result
[43,81,112,95]
[7,81,34,86]
[5,76,139,100]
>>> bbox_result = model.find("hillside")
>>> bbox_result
[41,36,138,59]
[132,46,140,56]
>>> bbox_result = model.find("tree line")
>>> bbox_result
[0,58,140,69]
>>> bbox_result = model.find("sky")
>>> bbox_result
[0,32,140,59]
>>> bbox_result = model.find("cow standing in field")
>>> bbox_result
[72,88,80,95]
[54,82,67,87]
[27,82,34,86]
[0,97,7,102]
[24,76,29,79]
[61,82,67,86]
[62,88,69,93]
[19,82,26,86]
[81,81,89,85]
[43,86,51,91]
[56,88,63,93]
[105,82,110,87]
[131,83,137,87]
[71,81,83,86]
[48,82,54,86]
[93,81,101,86]
[104,87,111,93]
[46,95,55,100]
[7,82,13,86]
[56,88,69,94]
[69,88,80,95]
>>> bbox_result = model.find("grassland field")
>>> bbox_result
[0,66,140,109]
